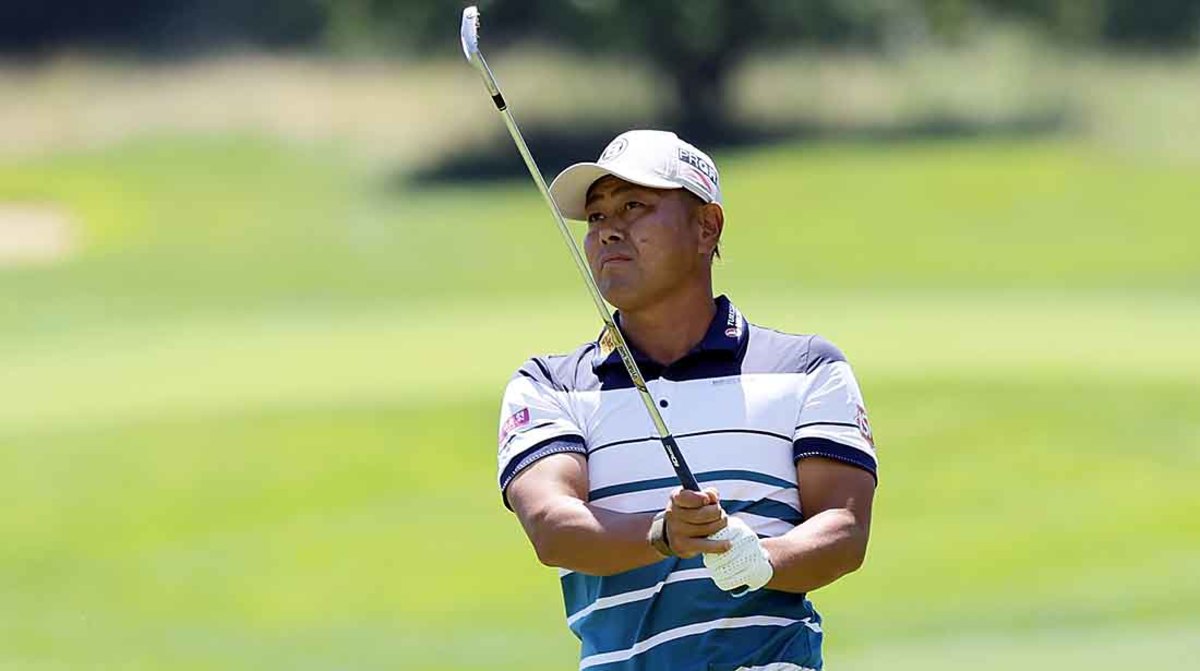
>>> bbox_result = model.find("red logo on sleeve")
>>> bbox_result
[499,407,531,443]
[855,404,875,448]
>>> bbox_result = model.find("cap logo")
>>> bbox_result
[678,148,719,186]
[600,137,629,162]
[682,165,714,193]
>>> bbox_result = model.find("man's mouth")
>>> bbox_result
[600,255,632,268]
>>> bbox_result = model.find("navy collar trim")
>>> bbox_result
[592,295,747,371]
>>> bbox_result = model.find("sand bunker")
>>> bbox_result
[0,204,78,266]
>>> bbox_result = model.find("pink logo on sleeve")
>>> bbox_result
[499,407,531,442]
[855,404,875,449]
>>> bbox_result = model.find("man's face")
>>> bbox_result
[583,176,709,311]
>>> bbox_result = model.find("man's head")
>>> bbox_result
[549,130,725,311]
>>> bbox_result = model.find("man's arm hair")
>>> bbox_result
[507,452,665,576]
[760,457,875,593]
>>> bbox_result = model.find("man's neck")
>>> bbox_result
[618,286,717,367]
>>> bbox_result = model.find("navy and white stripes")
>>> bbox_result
[496,296,875,670]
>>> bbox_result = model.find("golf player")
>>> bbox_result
[496,130,877,671]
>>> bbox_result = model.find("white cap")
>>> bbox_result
[549,130,722,221]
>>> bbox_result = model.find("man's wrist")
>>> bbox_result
[647,510,675,558]
[759,537,779,589]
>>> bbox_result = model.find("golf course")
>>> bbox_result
[1,132,1197,669]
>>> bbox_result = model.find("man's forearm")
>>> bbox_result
[521,495,663,576]
[760,508,869,593]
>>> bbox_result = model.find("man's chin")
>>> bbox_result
[600,285,655,313]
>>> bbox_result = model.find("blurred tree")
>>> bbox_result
[1103,0,1200,46]
[974,0,1107,42]
[539,0,885,138]
[4,0,1198,56]
[0,0,161,52]
[320,0,1200,137]
[919,0,973,42]
[328,0,891,139]
[1,0,1196,75]
[974,0,1200,46]
[0,0,326,54]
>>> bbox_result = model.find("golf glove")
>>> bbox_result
[704,516,774,595]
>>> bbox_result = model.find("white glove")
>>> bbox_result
[703,516,774,595]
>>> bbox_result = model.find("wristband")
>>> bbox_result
[648,511,675,558]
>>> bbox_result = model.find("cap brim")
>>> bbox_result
[549,162,682,221]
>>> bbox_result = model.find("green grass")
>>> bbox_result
[1,135,1198,669]
[2,136,1197,331]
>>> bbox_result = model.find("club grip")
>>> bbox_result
[660,434,701,491]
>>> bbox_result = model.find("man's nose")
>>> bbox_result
[597,218,626,244]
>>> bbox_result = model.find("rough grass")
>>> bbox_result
[1,136,1196,328]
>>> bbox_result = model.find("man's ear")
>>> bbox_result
[696,202,724,259]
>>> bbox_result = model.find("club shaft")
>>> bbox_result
[471,51,700,492]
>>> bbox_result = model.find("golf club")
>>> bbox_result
[460,5,700,492]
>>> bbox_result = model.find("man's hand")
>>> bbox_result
[663,487,732,558]
[703,516,774,594]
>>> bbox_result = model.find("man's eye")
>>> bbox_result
[624,201,643,210]
[587,213,604,224]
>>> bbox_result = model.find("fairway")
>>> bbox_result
[1,137,1197,669]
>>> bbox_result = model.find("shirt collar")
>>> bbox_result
[592,294,747,372]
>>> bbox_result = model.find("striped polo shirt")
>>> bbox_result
[496,295,878,671]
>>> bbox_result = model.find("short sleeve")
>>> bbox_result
[792,337,878,481]
[497,366,587,508]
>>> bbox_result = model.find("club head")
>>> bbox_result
[461,6,480,63]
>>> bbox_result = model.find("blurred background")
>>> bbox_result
[1,1,1198,669]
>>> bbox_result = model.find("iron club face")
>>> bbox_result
[460,6,480,64]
